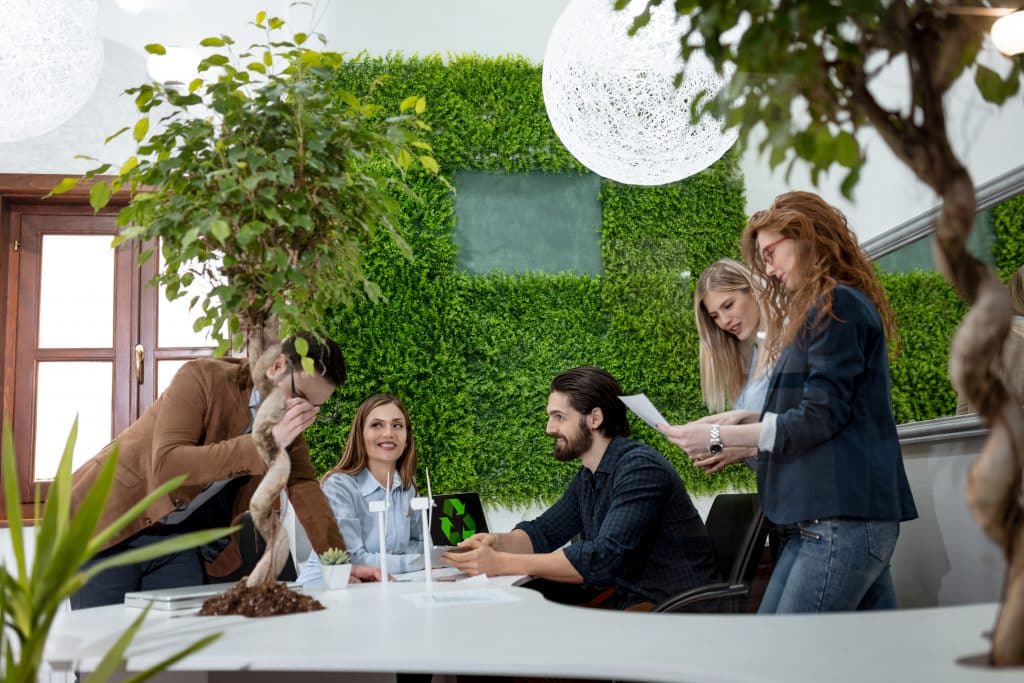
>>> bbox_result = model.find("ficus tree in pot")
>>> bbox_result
[52,11,442,596]
[621,0,1023,665]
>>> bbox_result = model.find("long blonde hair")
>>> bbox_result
[322,393,417,489]
[741,191,898,352]
[1010,265,1024,317]
[694,258,771,412]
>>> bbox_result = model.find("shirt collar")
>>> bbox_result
[594,436,628,476]
[356,467,404,496]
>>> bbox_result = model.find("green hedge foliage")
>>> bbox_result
[993,194,1024,281]
[304,54,966,507]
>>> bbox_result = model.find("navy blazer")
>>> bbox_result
[758,285,918,525]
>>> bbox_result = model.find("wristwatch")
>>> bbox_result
[708,423,724,455]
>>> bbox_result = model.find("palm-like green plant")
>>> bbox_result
[1,419,235,683]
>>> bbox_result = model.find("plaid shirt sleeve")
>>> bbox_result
[514,474,583,553]
[560,457,671,587]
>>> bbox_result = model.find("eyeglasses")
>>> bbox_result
[760,235,789,266]
[289,366,344,423]
[289,367,326,408]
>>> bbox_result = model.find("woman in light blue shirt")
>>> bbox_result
[299,394,423,585]
[667,258,775,473]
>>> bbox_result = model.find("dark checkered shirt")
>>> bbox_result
[516,436,718,608]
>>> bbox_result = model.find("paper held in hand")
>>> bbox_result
[618,393,669,430]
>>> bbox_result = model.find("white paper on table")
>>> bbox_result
[618,393,669,430]
[402,588,521,608]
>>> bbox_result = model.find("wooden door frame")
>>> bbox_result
[0,174,130,521]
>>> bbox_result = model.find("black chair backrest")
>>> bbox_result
[703,492,766,584]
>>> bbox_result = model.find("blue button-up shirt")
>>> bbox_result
[298,469,424,585]
[515,436,717,608]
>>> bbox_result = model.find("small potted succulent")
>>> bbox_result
[319,547,352,589]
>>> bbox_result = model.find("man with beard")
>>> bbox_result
[443,366,717,610]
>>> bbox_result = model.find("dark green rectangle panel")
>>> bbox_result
[453,170,603,275]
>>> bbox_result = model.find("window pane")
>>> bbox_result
[876,212,997,273]
[38,235,114,348]
[157,359,190,398]
[158,248,219,348]
[453,171,603,275]
[34,362,112,480]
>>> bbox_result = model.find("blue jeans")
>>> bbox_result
[69,529,207,610]
[759,518,900,614]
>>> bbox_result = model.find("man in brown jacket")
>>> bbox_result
[70,332,375,609]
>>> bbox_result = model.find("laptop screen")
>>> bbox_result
[430,492,489,546]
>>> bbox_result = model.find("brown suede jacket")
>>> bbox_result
[69,357,344,577]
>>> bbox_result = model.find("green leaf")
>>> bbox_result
[415,96,426,115]
[418,155,440,174]
[263,50,273,67]
[256,10,267,26]
[301,356,315,375]
[119,156,139,176]
[188,77,204,93]
[294,32,308,45]
[84,527,237,580]
[247,62,267,74]
[144,43,166,55]
[399,95,418,112]
[48,177,81,197]
[2,423,27,580]
[835,131,859,168]
[118,632,223,683]
[268,16,284,29]
[132,117,149,143]
[104,126,131,144]
[211,219,231,243]
[200,37,226,47]
[294,336,309,358]
[974,64,1004,103]
[397,148,412,169]
[89,181,112,212]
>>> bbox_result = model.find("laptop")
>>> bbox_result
[124,581,301,612]
[429,492,490,548]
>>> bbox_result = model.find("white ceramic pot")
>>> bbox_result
[322,563,352,590]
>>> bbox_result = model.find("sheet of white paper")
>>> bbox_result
[618,393,668,430]
[402,588,521,608]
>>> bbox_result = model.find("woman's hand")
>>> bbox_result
[692,446,758,474]
[657,422,712,457]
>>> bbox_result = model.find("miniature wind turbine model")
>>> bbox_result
[368,467,393,585]
[411,467,434,591]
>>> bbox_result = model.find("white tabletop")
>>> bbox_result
[47,580,1022,683]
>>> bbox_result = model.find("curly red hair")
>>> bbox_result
[741,191,898,352]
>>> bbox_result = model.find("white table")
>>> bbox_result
[46,580,1021,683]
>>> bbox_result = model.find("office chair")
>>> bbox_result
[653,492,769,613]
[226,510,298,582]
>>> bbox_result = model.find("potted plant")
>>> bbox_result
[52,9,443,608]
[318,547,352,590]
[1,419,234,683]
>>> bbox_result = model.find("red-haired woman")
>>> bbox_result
[662,191,918,613]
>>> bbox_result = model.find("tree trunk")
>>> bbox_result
[243,316,293,587]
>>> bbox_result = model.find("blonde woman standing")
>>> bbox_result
[684,258,775,473]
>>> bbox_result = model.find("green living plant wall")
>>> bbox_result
[993,194,1024,281]
[302,54,964,507]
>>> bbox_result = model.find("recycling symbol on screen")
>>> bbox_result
[439,498,477,545]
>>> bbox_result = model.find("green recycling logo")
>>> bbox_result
[439,498,477,545]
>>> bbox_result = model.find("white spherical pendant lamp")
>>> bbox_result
[543,0,736,185]
[0,0,104,143]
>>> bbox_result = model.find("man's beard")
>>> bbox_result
[552,418,593,462]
